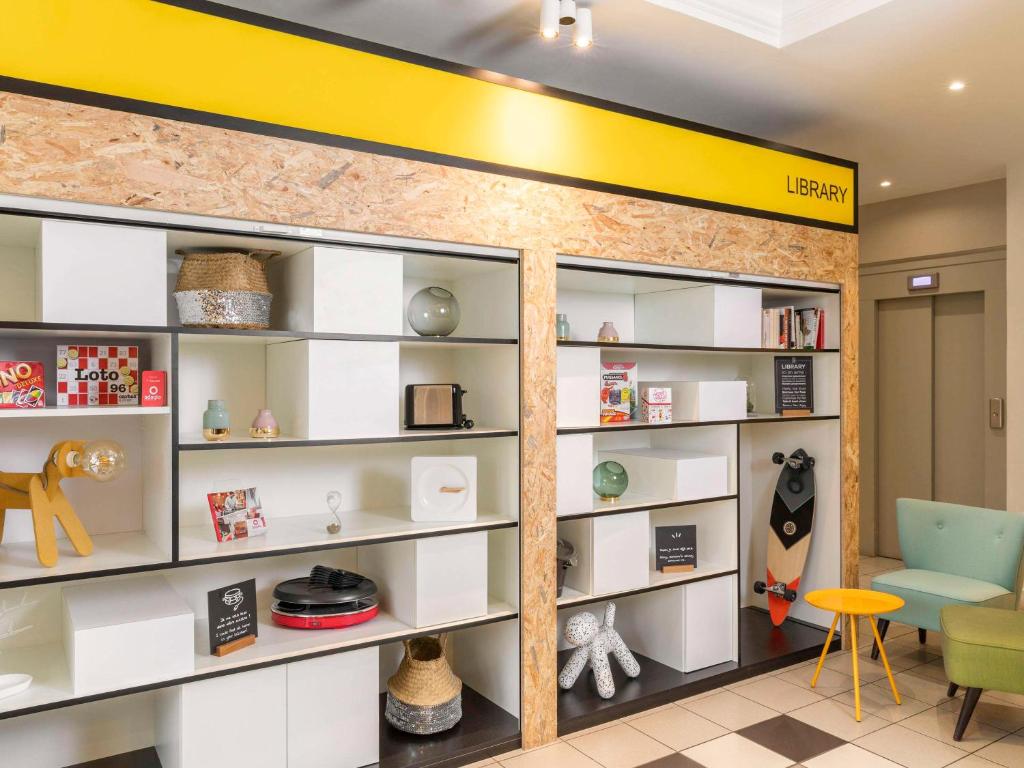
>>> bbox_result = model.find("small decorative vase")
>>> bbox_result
[597,321,620,343]
[593,461,629,501]
[407,287,461,337]
[555,313,571,342]
[202,399,230,442]
[739,378,757,414]
[249,408,280,439]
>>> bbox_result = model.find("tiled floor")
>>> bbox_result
[477,556,1024,768]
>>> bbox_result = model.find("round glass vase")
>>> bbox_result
[407,287,461,336]
[593,460,629,501]
[203,399,230,442]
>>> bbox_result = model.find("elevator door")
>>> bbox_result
[875,291,990,559]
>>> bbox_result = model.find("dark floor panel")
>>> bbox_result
[739,607,836,670]
[636,754,705,768]
[67,748,161,768]
[737,715,845,763]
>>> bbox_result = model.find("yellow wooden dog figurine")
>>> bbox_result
[0,440,125,568]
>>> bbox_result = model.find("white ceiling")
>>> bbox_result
[216,0,1024,205]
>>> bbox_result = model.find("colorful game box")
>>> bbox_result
[641,386,673,424]
[600,362,637,423]
[207,488,268,542]
[0,361,45,408]
[56,345,139,407]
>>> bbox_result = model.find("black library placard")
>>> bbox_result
[208,578,257,654]
[774,356,814,413]
[655,525,697,571]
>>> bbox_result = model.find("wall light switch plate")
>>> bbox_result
[411,456,477,522]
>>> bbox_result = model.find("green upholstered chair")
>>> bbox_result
[869,498,1024,659]
[941,605,1024,741]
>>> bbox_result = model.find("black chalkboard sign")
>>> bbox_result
[207,578,257,656]
[655,525,697,572]
[774,356,814,413]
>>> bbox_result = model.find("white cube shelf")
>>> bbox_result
[359,531,489,627]
[557,434,594,516]
[558,346,600,427]
[267,245,403,335]
[158,666,287,768]
[592,511,649,595]
[267,339,399,439]
[287,648,379,768]
[634,285,761,348]
[650,380,747,422]
[40,219,167,326]
[602,448,728,502]
[62,576,194,696]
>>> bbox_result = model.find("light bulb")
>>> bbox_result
[540,0,559,38]
[75,440,127,482]
[560,0,577,25]
[574,8,593,48]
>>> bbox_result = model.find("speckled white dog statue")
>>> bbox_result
[558,602,640,699]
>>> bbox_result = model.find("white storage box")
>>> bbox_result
[359,532,488,627]
[267,339,399,439]
[40,219,168,326]
[557,434,595,516]
[650,380,747,422]
[63,576,194,696]
[601,448,728,501]
[557,346,600,427]
[592,511,649,595]
[267,246,403,335]
[158,666,287,768]
[634,285,761,348]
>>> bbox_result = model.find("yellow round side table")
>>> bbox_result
[805,588,906,721]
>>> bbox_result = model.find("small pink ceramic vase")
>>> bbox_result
[249,408,280,439]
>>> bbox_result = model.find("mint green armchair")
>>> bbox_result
[869,498,1024,659]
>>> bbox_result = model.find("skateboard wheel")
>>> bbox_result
[784,589,798,602]
[753,581,766,594]
[805,456,816,469]
[771,452,785,465]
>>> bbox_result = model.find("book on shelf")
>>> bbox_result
[761,307,826,349]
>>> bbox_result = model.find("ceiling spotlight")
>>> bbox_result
[880,180,892,188]
[574,8,593,48]
[560,0,577,25]
[948,80,966,92]
[540,0,559,38]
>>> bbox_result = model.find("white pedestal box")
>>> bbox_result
[267,339,399,439]
[62,576,194,696]
[287,648,379,768]
[634,285,761,348]
[615,575,737,673]
[40,219,168,326]
[649,380,747,422]
[267,246,403,335]
[601,448,728,502]
[359,532,488,627]
[157,666,287,768]
[557,346,600,427]
[557,434,595,517]
[592,511,649,595]
[411,456,477,522]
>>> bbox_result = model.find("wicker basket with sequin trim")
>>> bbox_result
[385,635,463,735]
[173,248,277,329]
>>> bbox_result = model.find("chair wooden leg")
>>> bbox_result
[918,628,927,645]
[947,682,959,697]
[954,688,982,741]
[870,618,890,661]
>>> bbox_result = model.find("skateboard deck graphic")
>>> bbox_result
[757,449,816,626]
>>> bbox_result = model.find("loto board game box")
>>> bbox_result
[57,345,139,407]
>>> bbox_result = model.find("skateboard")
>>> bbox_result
[753,449,816,626]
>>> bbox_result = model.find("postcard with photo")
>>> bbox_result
[207,487,268,542]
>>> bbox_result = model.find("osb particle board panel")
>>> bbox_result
[0,91,859,748]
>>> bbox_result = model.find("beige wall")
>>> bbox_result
[859,179,1006,264]
[1007,166,1024,510]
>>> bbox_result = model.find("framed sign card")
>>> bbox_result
[655,525,697,573]
[774,356,814,415]
[207,578,258,656]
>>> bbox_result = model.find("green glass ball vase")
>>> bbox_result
[593,461,629,501]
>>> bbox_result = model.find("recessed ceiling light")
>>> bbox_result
[880,180,892,188]
[948,80,966,92]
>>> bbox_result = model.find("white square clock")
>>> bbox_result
[411,456,477,522]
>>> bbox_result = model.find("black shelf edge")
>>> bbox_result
[557,494,738,522]
[180,429,519,451]
[557,340,839,354]
[0,611,519,723]
[557,414,840,435]
[557,568,740,609]
[556,262,842,294]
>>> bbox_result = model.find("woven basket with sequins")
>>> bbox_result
[385,635,463,735]
[173,248,277,329]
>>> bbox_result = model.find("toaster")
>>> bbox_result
[405,384,475,429]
